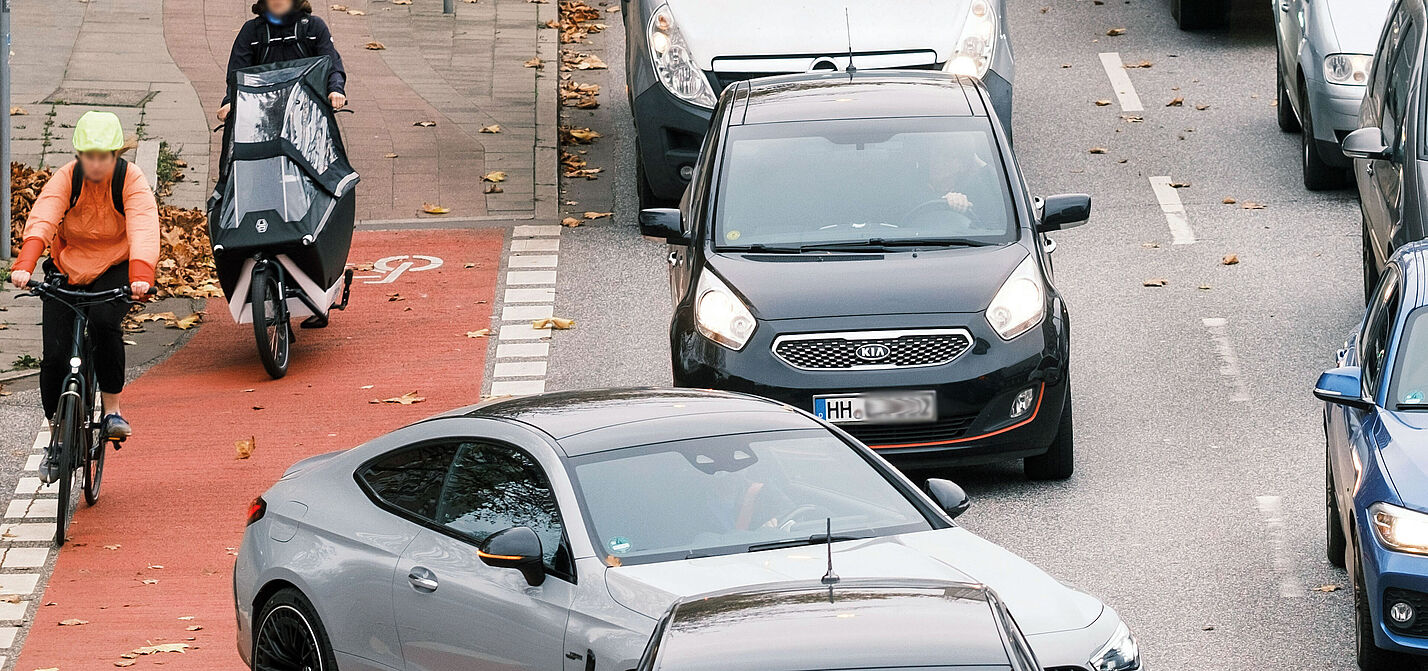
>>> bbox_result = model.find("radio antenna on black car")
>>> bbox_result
[844,9,856,75]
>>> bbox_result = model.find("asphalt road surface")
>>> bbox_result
[551,0,1373,669]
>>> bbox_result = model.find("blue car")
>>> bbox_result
[1318,239,1428,669]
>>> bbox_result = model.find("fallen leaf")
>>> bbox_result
[1124,60,1153,68]
[1106,27,1126,36]
[560,126,601,144]
[1169,181,1191,188]
[1143,278,1168,287]
[1198,284,1212,290]
[413,120,436,127]
[59,618,89,626]
[482,171,507,182]
[1122,114,1144,123]
[384,153,398,158]
[583,211,613,219]
[1314,584,1341,592]
[115,662,136,668]
[170,313,202,330]
[421,203,451,215]
[466,329,490,338]
[484,183,504,194]
[1222,197,1238,204]
[524,57,545,69]
[1196,104,1211,111]
[347,8,366,15]
[330,3,347,9]
[235,436,255,460]
[141,579,159,585]
[9,106,25,116]
[1221,253,1240,265]
[372,391,426,405]
[479,124,502,133]
[186,625,204,631]
[131,643,188,655]
[103,544,121,550]
[532,317,575,330]
[387,292,405,302]
[1094,99,1112,107]
[1241,201,1267,210]
[1088,147,1108,154]
[393,0,412,4]
[561,217,582,228]
[1167,97,1185,107]
[365,41,386,50]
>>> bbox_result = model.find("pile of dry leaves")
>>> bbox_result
[553,1,605,43]
[9,162,220,299]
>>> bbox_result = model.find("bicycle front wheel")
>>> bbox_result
[250,262,291,379]
[83,389,106,506]
[52,388,82,546]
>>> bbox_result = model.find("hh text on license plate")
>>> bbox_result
[814,391,936,425]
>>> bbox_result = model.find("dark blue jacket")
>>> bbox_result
[223,14,347,105]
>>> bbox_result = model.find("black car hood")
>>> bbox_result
[708,243,1029,320]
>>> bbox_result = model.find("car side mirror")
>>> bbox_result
[478,526,546,586]
[1038,194,1092,232]
[926,478,971,519]
[1343,128,1391,161]
[640,208,688,243]
[1314,366,1374,411]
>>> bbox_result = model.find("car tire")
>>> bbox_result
[1025,383,1074,481]
[253,588,339,671]
[1352,542,1415,670]
[1172,0,1229,30]
[1326,450,1347,568]
[1301,86,1348,191]
[1276,54,1301,132]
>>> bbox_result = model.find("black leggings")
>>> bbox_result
[40,262,128,419]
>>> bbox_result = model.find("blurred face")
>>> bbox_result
[77,151,117,182]
[265,0,295,15]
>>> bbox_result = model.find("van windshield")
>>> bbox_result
[713,117,1016,250]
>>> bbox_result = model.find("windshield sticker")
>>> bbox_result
[725,230,741,242]
[607,536,632,554]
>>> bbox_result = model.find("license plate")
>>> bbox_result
[814,391,937,425]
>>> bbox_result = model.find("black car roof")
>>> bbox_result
[462,388,820,455]
[731,71,982,125]
[655,578,1010,671]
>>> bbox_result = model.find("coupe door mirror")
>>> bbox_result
[1314,366,1374,411]
[1038,194,1092,232]
[926,478,971,519]
[1342,128,1391,161]
[639,208,687,243]
[478,526,546,586]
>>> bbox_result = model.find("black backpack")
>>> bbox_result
[68,157,128,217]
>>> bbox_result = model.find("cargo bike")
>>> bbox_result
[208,56,359,379]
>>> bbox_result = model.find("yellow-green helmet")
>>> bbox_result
[72,111,125,153]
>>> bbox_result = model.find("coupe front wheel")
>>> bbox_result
[253,588,338,671]
[1025,383,1074,481]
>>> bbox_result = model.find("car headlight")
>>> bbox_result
[1324,54,1372,86]
[695,271,755,350]
[1089,622,1141,671]
[943,0,998,78]
[648,4,717,108]
[1370,502,1428,555]
[986,254,1044,340]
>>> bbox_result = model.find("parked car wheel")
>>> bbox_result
[1024,384,1074,481]
[1301,87,1348,191]
[1352,543,1414,670]
[253,588,339,671]
[1276,56,1301,133]
[1172,0,1229,30]
[1326,450,1347,568]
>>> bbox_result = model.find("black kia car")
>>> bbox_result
[641,71,1090,479]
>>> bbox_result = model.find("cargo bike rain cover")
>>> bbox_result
[209,56,359,308]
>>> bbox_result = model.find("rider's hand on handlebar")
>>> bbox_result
[329,92,347,110]
[217,104,230,122]
[9,270,30,290]
[130,281,152,301]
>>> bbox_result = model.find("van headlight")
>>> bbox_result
[648,4,717,108]
[1089,622,1141,671]
[695,271,755,350]
[986,255,1044,340]
[943,0,998,78]
[1370,502,1428,554]
[1324,54,1372,86]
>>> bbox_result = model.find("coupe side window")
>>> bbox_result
[359,442,461,520]
[435,443,568,572]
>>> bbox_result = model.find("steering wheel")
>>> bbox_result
[902,198,984,230]
[774,504,823,532]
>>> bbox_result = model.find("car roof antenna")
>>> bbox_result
[843,9,856,76]
[821,517,840,586]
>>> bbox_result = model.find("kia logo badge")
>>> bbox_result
[855,344,891,362]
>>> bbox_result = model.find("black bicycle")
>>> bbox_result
[23,278,152,545]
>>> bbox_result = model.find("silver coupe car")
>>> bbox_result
[234,388,1139,671]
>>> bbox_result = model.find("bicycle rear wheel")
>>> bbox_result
[52,387,82,546]
[83,388,106,506]
[251,262,291,379]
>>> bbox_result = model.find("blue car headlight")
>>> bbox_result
[1371,502,1428,555]
[1089,622,1141,671]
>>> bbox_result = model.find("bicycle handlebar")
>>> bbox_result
[23,279,156,305]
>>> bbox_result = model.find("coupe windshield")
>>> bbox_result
[1391,307,1428,409]
[714,117,1016,249]
[567,430,934,565]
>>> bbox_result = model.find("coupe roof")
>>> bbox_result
[732,71,983,125]
[656,579,1010,671]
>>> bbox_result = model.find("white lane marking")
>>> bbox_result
[512,224,562,237]
[507,270,558,285]
[505,287,557,303]
[1099,52,1144,112]
[502,304,555,321]
[508,255,559,269]
[1149,176,1196,245]
[494,361,549,378]
[511,238,560,252]
[490,380,547,396]
[1256,495,1306,598]
[487,223,563,398]
[496,342,550,358]
[1202,318,1252,402]
[0,548,48,569]
[499,324,552,340]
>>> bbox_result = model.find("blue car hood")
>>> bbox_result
[1376,411,1428,506]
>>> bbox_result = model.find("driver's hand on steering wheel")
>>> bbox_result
[942,192,973,213]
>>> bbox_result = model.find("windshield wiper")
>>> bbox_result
[746,532,871,553]
[797,237,994,251]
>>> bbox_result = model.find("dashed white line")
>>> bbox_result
[0,421,58,664]
[1149,176,1196,245]
[487,224,564,398]
[1256,495,1306,598]
[1202,318,1252,402]
[1099,52,1144,112]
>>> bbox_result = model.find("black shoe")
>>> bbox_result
[103,413,131,441]
[39,449,61,485]
[300,314,329,329]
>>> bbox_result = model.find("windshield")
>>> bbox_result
[567,429,934,565]
[1391,306,1428,409]
[713,117,1016,250]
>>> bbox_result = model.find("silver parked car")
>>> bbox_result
[1275,0,1391,189]
[621,0,1013,208]
[234,389,1139,671]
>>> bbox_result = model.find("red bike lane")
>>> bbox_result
[13,227,505,670]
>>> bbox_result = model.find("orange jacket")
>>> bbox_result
[14,160,160,286]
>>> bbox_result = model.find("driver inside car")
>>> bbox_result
[922,134,1006,227]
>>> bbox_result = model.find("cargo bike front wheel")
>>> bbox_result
[250,260,291,380]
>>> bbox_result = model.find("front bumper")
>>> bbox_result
[672,308,1068,467]
[1359,522,1428,655]
[1305,77,1367,168]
